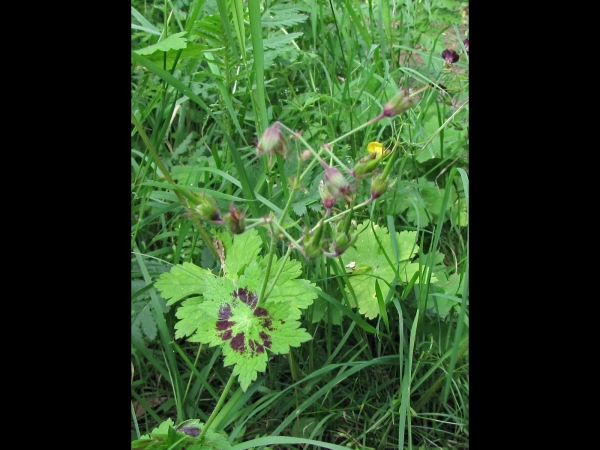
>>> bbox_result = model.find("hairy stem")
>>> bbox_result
[198,371,236,444]
[258,222,278,305]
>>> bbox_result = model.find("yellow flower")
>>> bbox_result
[367,141,384,158]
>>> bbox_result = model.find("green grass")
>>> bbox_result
[131,0,468,448]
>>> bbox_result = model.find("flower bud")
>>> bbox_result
[302,223,328,259]
[324,166,352,200]
[332,231,357,256]
[383,90,414,118]
[256,122,288,159]
[223,202,246,234]
[463,38,469,55]
[195,192,221,221]
[352,152,380,178]
[319,181,336,215]
[370,175,393,199]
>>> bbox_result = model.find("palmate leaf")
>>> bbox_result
[394,178,468,227]
[156,231,317,392]
[340,220,438,319]
[184,264,312,391]
[417,114,467,163]
[392,178,444,227]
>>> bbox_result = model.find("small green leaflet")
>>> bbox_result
[154,262,209,306]
[131,307,157,342]
[262,3,309,28]
[132,280,158,341]
[341,220,438,319]
[216,228,262,279]
[155,229,316,391]
[134,32,188,56]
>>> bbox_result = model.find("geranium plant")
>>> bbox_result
[155,228,316,392]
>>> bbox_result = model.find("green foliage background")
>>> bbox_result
[131,0,468,448]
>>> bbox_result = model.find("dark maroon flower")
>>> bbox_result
[442,49,459,65]
[463,38,469,55]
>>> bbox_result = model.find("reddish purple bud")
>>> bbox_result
[332,231,357,256]
[442,49,459,65]
[319,181,336,215]
[370,175,394,200]
[382,90,415,118]
[223,202,246,234]
[463,38,469,55]
[324,166,352,200]
[256,122,288,159]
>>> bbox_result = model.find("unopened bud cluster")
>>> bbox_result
[300,219,358,260]
[181,88,418,258]
[188,192,246,235]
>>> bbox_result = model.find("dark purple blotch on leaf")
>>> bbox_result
[253,307,274,330]
[233,287,259,309]
[216,320,235,331]
[177,426,200,437]
[261,318,273,330]
[218,303,233,320]
[259,331,272,349]
[220,329,233,341]
[247,338,266,356]
[254,307,268,317]
[231,332,246,352]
